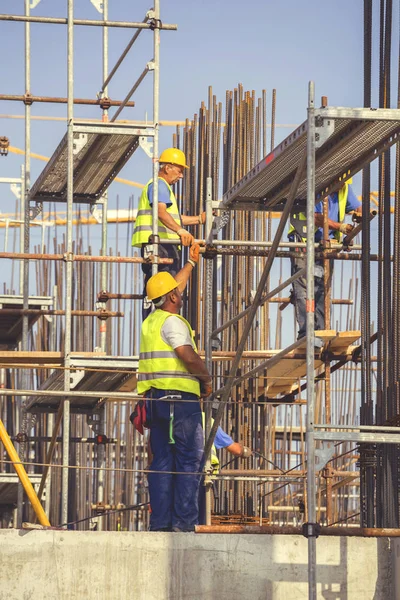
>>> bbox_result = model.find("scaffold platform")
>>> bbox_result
[28,122,145,203]
[0,295,53,349]
[265,330,360,398]
[25,356,138,413]
[221,108,400,211]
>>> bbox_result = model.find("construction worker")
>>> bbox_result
[288,180,362,339]
[132,148,206,318]
[137,257,212,532]
[198,413,252,524]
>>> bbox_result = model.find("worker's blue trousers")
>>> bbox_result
[146,389,203,531]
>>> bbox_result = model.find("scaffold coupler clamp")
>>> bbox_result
[302,522,321,539]
[203,244,217,260]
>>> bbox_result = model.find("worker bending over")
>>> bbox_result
[132,148,206,318]
[288,180,361,339]
[137,252,212,532]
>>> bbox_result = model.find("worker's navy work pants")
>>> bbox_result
[141,244,180,320]
[291,253,334,338]
[146,389,203,531]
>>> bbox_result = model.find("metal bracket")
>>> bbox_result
[30,0,42,8]
[10,183,21,200]
[87,412,101,433]
[315,116,335,149]
[314,442,335,471]
[41,305,52,324]
[146,9,155,19]
[70,369,85,389]
[213,211,230,234]
[89,0,103,14]
[139,136,153,158]
[73,133,88,155]
[90,204,103,223]
[147,61,155,72]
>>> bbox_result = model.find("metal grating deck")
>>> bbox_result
[26,356,138,413]
[221,109,400,211]
[29,129,140,203]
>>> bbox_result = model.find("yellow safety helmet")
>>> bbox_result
[146,271,179,301]
[159,148,189,169]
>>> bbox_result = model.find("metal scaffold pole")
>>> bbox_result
[96,0,109,531]
[17,0,32,528]
[151,0,160,276]
[306,81,317,600]
[62,0,74,526]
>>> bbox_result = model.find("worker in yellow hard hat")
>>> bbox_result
[288,177,362,339]
[137,246,212,532]
[132,148,206,319]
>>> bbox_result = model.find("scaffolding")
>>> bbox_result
[0,0,176,527]
[1,2,400,600]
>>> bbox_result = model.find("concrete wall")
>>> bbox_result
[0,530,393,600]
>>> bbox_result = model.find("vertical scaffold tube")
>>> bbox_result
[62,0,74,526]
[151,0,160,276]
[306,81,317,600]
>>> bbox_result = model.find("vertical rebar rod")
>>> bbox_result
[62,0,74,526]
[151,0,160,276]
[306,81,317,600]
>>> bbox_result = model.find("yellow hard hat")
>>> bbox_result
[159,148,189,169]
[146,271,179,301]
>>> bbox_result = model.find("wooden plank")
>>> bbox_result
[329,331,360,350]
[0,350,106,366]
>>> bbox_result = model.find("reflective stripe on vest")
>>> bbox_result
[288,184,349,242]
[201,413,220,472]
[137,309,201,396]
[131,179,182,247]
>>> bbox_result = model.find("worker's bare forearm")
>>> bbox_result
[314,213,341,231]
[174,345,212,385]
[158,203,181,232]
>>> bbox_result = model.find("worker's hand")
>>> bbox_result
[200,379,213,398]
[339,223,353,235]
[241,446,252,458]
[189,242,201,264]
[177,228,194,247]
[351,211,363,224]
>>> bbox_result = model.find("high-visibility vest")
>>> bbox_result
[201,413,220,473]
[288,184,349,242]
[131,178,182,247]
[137,309,200,396]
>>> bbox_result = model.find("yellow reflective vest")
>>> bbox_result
[137,309,201,396]
[131,178,182,247]
[288,183,349,243]
[201,412,220,473]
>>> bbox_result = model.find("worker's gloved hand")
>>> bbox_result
[200,379,213,398]
[189,242,201,264]
[241,446,252,458]
[199,211,206,225]
[177,228,194,246]
[339,223,353,235]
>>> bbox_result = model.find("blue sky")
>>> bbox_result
[0,0,397,281]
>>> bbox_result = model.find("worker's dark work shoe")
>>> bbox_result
[150,527,172,532]
[172,526,194,533]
